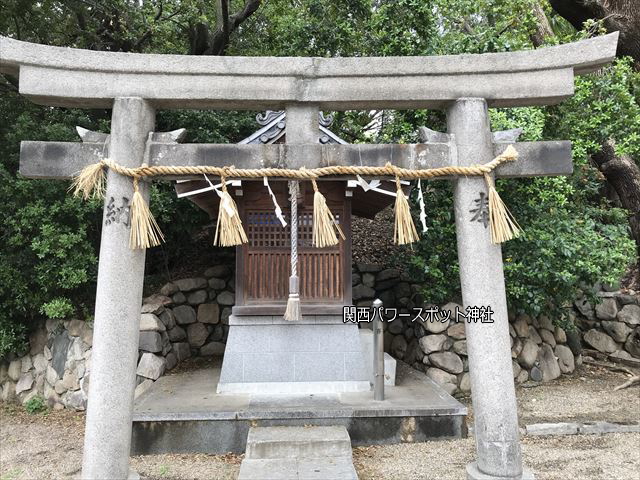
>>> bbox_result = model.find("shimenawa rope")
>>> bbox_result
[70,145,520,249]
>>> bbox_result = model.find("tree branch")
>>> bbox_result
[549,0,640,70]
[189,0,261,55]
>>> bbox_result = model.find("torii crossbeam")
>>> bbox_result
[0,32,619,480]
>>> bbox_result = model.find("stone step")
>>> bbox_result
[245,426,353,459]
[238,457,358,480]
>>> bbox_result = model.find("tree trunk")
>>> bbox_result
[189,0,261,55]
[530,3,554,47]
[592,140,640,271]
[549,0,640,70]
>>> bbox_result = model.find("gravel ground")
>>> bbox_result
[0,364,638,480]
[353,433,640,480]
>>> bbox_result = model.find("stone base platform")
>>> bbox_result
[131,359,468,455]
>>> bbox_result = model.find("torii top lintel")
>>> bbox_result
[0,33,618,110]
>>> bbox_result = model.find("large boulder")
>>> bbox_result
[539,328,556,347]
[583,329,618,354]
[136,353,166,380]
[62,371,79,391]
[418,334,450,354]
[8,359,21,382]
[428,352,463,374]
[197,304,220,324]
[565,329,583,356]
[50,331,72,378]
[205,265,231,279]
[33,353,48,375]
[160,282,179,296]
[67,320,85,337]
[173,277,208,292]
[352,284,375,301]
[187,290,208,305]
[528,326,543,345]
[216,291,235,306]
[595,298,618,320]
[208,278,226,290]
[139,313,166,332]
[158,309,176,330]
[425,368,457,395]
[517,340,539,369]
[452,340,467,356]
[601,320,632,343]
[173,305,197,325]
[356,263,382,273]
[513,315,530,337]
[459,372,471,392]
[187,323,209,347]
[167,325,187,342]
[554,345,575,374]
[625,327,640,358]
[165,352,178,371]
[63,390,87,411]
[138,331,162,353]
[447,322,466,340]
[554,326,567,344]
[376,268,400,282]
[575,296,595,320]
[537,344,560,381]
[618,304,640,326]
[15,372,34,395]
[538,315,554,332]
[362,273,375,288]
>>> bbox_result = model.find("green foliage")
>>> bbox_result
[40,297,75,319]
[0,322,26,359]
[24,394,47,414]
[0,0,636,353]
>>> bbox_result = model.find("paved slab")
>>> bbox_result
[131,359,467,454]
[239,457,358,480]
[240,426,358,480]
[246,426,352,459]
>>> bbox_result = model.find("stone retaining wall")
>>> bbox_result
[353,265,639,396]
[1,259,637,409]
[575,289,640,359]
[0,260,237,410]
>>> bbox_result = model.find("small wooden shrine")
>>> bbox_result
[175,111,401,315]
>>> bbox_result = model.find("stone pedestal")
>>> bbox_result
[218,315,370,394]
[81,98,155,479]
[447,98,532,479]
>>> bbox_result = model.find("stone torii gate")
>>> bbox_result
[0,33,618,480]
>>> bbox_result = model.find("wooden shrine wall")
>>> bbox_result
[236,181,350,306]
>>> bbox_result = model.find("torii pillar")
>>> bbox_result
[81,98,154,480]
[448,98,533,480]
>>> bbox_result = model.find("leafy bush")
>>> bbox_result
[24,395,47,414]
[0,0,636,354]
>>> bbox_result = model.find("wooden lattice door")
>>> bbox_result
[237,181,349,306]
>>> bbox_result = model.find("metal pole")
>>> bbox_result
[372,298,384,401]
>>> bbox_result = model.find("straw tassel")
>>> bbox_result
[284,181,302,321]
[284,289,301,321]
[312,179,345,248]
[484,173,520,244]
[214,180,248,247]
[129,177,164,250]
[70,161,106,200]
[393,177,420,245]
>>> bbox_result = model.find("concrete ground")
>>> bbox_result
[0,363,638,480]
